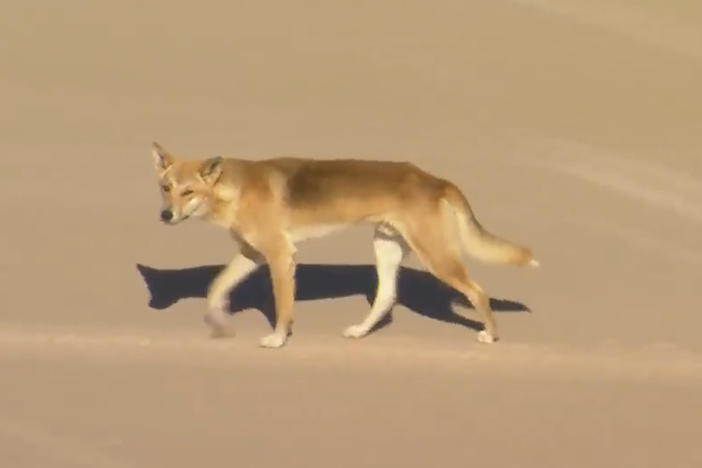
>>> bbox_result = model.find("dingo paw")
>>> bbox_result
[477,330,498,344]
[259,332,287,348]
[209,324,236,339]
[342,324,369,339]
[204,313,235,339]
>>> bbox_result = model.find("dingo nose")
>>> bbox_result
[160,209,173,222]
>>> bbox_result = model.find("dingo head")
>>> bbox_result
[151,142,223,224]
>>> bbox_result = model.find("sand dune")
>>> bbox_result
[1,1,701,466]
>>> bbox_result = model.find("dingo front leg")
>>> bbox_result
[205,250,261,338]
[259,239,296,349]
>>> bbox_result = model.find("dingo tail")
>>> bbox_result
[443,185,540,267]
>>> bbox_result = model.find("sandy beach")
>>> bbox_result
[1,1,701,466]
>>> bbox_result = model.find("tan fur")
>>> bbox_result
[150,142,539,348]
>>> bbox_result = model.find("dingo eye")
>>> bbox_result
[181,189,194,196]
[161,184,171,192]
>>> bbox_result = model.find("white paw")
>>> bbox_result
[477,330,497,344]
[259,332,287,348]
[209,324,235,339]
[203,312,234,338]
[342,324,369,339]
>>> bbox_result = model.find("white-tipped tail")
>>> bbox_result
[443,185,539,267]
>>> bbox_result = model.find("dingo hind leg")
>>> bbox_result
[399,214,498,343]
[343,224,407,339]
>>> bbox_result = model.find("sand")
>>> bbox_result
[1,1,701,466]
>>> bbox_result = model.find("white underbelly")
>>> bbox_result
[288,223,349,243]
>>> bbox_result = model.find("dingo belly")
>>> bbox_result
[288,223,349,243]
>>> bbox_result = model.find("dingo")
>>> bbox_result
[150,142,538,348]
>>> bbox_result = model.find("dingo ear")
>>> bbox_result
[152,142,174,172]
[200,156,223,185]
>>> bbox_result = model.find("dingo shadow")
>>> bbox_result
[136,263,530,333]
